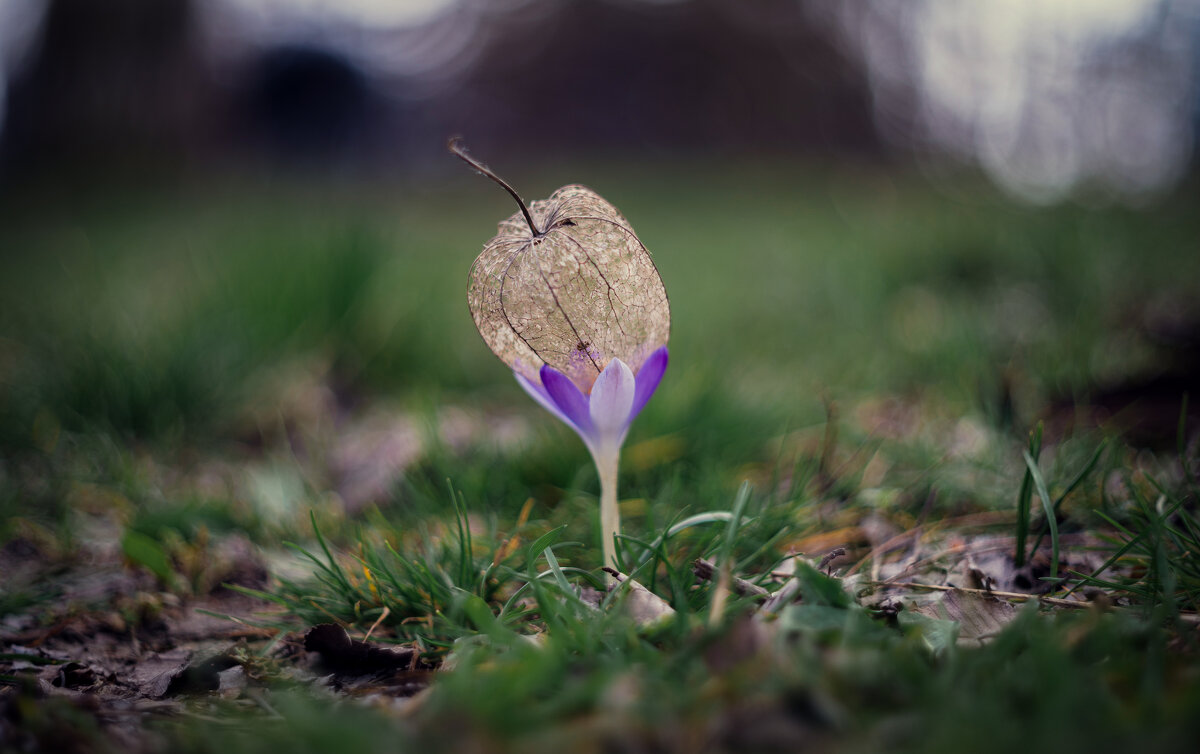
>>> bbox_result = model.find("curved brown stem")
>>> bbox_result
[448,137,539,236]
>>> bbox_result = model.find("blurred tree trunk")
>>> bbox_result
[1,0,211,180]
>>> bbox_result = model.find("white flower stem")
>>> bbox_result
[595,449,621,574]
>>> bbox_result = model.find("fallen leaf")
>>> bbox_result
[44,661,100,691]
[303,624,416,676]
[127,648,192,699]
[910,588,1021,646]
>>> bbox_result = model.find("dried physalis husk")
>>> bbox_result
[455,142,670,392]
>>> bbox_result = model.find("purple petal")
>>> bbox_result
[589,358,635,440]
[540,364,595,435]
[515,371,574,428]
[630,346,669,419]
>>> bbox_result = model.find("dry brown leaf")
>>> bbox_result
[912,588,1020,646]
[303,623,417,676]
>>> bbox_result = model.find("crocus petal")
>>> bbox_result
[540,364,594,435]
[515,370,575,429]
[630,346,668,420]
[588,357,636,445]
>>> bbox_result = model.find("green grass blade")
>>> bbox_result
[447,480,472,587]
[542,546,574,594]
[1014,422,1043,567]
[1061,529,1147,599]
[720,482,753,563]
[1094,510,1139,540]
[709,481,753,624]
[636,512,739,566]
[1023,447,1059,580]
[613,533,669,590]
[1030,439,1109,559]
[524,526,569,572]
[221,583,292,607]
[284,541,349,589]
[1053,439,1109,509]
[1065,570,1155,598]
[307,511,354,595]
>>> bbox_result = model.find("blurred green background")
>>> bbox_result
[3,162,1198,535]
[3,0,1198,466]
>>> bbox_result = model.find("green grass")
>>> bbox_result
[2,163,1199,752]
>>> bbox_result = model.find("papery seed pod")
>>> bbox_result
[454,141,670,393]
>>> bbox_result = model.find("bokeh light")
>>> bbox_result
[815,0,1200,203]
[0,0,48,141]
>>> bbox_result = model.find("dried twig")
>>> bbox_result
[363,606,391,642]
[870,580,1200,624]
[818,547,847,573]
[692,558,770,601]
[758,579,802,617]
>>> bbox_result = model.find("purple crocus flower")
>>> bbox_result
[516,346,669,465]
[449,140,671,574]
[515,346,669,570]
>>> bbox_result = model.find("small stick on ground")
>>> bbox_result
[363,606,391,642]
[873,580,1200,624]
[693,558,770,601]
[758,578,802,618]
[818,547,847,573]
